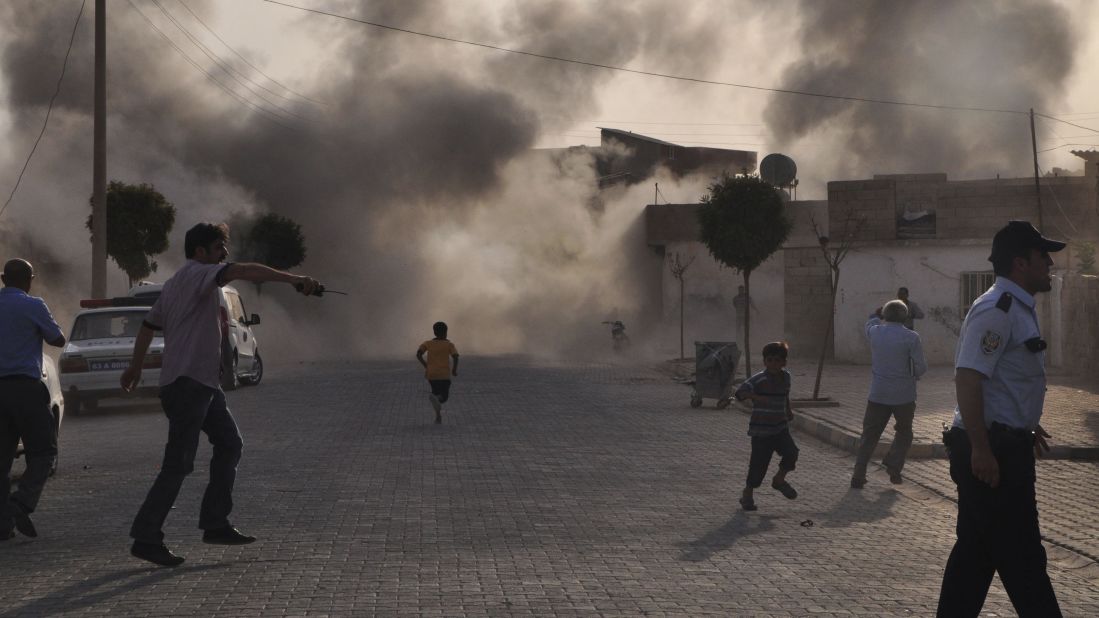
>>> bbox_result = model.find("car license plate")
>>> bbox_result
[89,359,129,371]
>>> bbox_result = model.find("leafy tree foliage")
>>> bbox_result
[87,181,176,287]
[697,174,792,376]
[236,212,307,271]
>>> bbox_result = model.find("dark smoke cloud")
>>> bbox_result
[763,0,1078,181]
[1,0,733,358]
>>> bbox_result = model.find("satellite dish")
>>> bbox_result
[760,153,797,187]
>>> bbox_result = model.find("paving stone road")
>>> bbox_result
[2,357,1097,616]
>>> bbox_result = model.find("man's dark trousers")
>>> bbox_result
[0,377,57,530]
[131,377,243,543]
[937,426,1061,617]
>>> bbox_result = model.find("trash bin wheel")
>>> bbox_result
[716,397,731,409]
[690,395,703,408]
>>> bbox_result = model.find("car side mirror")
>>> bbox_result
[249,313,261,326]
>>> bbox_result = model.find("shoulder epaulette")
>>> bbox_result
[996,292,1013,313]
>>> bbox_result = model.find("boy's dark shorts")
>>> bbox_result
[429,379,451,403]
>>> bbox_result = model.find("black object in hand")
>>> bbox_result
[295,283,347,297]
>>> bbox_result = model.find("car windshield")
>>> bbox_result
[70,310,149,341]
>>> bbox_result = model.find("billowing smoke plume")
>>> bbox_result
[763,0,1078,185]
[0,0,724,358]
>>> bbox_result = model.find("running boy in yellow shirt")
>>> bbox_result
[416,322,459,424]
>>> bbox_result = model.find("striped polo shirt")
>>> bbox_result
[735,369,791,437]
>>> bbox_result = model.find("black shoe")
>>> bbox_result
[131,541,185,567]
[772,480,798,500]
[739,495,757,511]
[851,477,867,489]
[202,526,256,545]
[888,469,903,485]
[11,503,37,538]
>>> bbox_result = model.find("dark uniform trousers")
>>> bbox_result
[0,376,58,530]
[938,425,1061,617]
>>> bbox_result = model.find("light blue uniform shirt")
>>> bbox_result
[0,287,64,379]
[952,277,1046,431]
[865,316,927,405]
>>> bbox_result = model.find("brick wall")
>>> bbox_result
[784,247,833,359]
[827,174,1095,244]
[827,179,896,241]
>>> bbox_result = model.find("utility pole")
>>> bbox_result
[1030,108,1044,231]
[91,0,107,298]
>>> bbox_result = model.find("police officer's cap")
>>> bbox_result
[988,221,1065,263]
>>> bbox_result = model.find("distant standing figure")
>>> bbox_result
[733,341,798,511]
[732,285,758,338]
[851,300,927,489]
[937,221,1063,616]
[417,322,459,424]
[896,287,925,330]
[0,259,66,541]
[121,222,320,567]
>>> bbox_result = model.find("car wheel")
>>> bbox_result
[222,354,240,391]
[245,353,263,386]
[65,394,82,416]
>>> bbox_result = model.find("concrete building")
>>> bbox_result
[823,155,1099,366]
[596,128,756,187]
[643,150,1099,371]
[644,199,824,360]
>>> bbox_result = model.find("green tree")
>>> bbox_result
[86,181,176,288]
[697,174,792,377]
[1072,240,1096,274]
[233,213,307,293]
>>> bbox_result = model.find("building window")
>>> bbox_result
[960,271,996,317]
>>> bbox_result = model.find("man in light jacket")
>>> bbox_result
[851,299,928,488]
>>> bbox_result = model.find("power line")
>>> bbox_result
[148,0,314,123]
[260,0,1030,117]
[1036,163,1077,237]
[0,0,86,222]
[175,0,326,107]
[127,0,299,130]
[1038,143,1099,154]
[1035,112,1099,136]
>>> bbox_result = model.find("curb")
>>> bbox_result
[789,410,1099,461]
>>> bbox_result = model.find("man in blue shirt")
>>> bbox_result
[851,299,927,488]
[937,221,1063,617]
[0,259,66,540]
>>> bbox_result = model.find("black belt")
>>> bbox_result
[944,423,1034,449]
[0,374,37,381]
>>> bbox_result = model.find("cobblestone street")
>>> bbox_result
[2,357,1097,616]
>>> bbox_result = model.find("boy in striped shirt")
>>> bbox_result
[734,341,799,511]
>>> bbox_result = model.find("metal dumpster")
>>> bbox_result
[689,341,740,409]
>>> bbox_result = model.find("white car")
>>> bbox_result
[58,303,164,414]
[129,282,263,389]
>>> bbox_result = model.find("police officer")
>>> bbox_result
[0,259,66,540]
[937,221,1063,617]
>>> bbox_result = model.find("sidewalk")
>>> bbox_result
[787,360,1099,460]
[663,358,1099,460]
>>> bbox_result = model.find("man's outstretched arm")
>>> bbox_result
[221,262,319,295]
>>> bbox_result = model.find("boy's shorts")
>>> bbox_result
[429,379,451,403]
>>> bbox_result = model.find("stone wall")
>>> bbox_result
[784,247,833,359]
